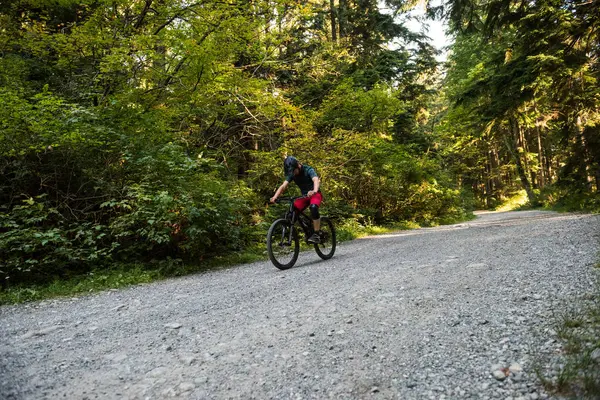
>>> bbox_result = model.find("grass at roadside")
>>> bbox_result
[539,266,600,398]
[0,251,266,305]
[496,189,600,215]
[528,193,600,398]
[0,214,473,306]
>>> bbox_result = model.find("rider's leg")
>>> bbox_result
[309,204,321,231]
[307,193,323,244]
[309,192,323,230]
[293,197,310,213]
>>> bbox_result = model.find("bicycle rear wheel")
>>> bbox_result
[314,217,336,260]
[267,219,299,269]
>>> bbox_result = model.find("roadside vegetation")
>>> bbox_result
[0,216,455,305]
[0,0,468,304]
[0,0,598,317]
[540,267,600,399]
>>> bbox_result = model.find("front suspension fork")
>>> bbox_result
[279,224,294,246]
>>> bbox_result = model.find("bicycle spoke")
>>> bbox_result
[267,219,299,269]
[314,217,336,260]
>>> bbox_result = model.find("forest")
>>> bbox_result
[0,0,598,289]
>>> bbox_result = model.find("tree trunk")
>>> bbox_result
[486,151,494,207]
[536,124,545,188]
[544,133,553,184]
[520,126,537,189]
[491,146,502,198]
[507,116,535,203]
[578,116,598,191]
[338,0,347,38]
[330,0,337,42]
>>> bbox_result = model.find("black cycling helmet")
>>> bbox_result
[284,156,299,177]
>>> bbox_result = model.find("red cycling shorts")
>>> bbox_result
[293,192,323,211]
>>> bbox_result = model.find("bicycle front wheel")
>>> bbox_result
[314,217,336,260]
[267,219,299,270]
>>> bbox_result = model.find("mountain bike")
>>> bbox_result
[267,196,336,270]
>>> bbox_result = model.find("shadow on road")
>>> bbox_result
[280,252,349,270]
[357,210,583,241]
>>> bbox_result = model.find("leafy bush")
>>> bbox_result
[0,88,259,286]
[105,167,249,261]
[0,196,112,285]
[0,0,471,295]
[539,185,600,212]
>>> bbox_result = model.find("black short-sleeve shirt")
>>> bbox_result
[286,165,319,195]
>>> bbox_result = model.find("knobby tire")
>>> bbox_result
[267,219,299,270]
[314,217,336,260]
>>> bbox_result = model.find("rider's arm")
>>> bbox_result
[307,176,320,197]
[270,180,289,203]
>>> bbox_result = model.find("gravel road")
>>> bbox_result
[1,210,598,400]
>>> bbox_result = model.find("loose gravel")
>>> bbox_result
[1,210,598,399]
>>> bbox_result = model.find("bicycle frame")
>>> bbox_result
[278,196,314,243]
[267,195,336,269]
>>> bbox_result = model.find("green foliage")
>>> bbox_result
[439,0,600,207]
[335,218,420,242]
[541,291,600,398]
[0,0,471,294]
[314,80,403,134]
[0,196,112,285]
[538,185,600,213]
[105,151,250,260]
[0,264,160,304]
[0,86,257,285]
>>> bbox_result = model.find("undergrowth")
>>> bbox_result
[0,212,473,305]
[540,268,600,398]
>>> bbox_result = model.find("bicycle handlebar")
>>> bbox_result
[273,195,308,204]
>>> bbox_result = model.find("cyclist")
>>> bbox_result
[270,156,323,244]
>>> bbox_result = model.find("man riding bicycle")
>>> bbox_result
[270,156,323,244]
